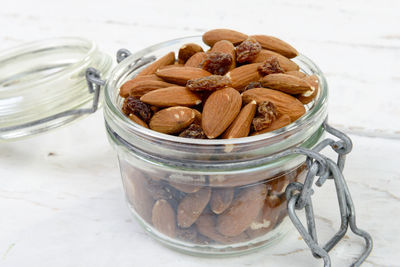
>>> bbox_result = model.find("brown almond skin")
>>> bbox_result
[202,87,242,138]
[178,43,204,64]
[156,67,211,85]
[127,80,176,98]
[210,188,234,214]
[297,74,319,104]
[211,40,236,70]
[152,199,176,238]
[250,35,298,58]
[203,29,248,46]
[260,73,311,94]
[285,70,307,78]
[242,88,306,121]
[140,86,202,107]
[185,52,207,68]
[195,212,249,244]
[217,184,267,237]
[128,114,149,128]
[120,74,163,97]
[138,51,175,76]
[251,50,299,72]
[192,109,202,125]
[169,181,202,193]
[177,187,211,228]
[222,100,257,139]
[123,171,154,224]
[250,115,292,135]
[226,63,262,90]
[149,107,195,134]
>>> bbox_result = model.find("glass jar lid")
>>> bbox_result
[0,37,112,141]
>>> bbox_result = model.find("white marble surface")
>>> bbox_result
[1,1,399,266]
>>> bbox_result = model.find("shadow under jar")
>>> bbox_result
[103,37,328,256]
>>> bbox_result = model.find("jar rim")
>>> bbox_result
[0,37,97,92]
[104,36,328,147]
[0,37,112,140]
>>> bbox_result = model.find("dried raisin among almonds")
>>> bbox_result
[258,101,278,119]
[257,57,284,76]
[122,97,152,123]
[252,101,278,131]
[236,38,262,63]
[244,81,263,91]
[186,75,232,92]
[179,124,207,139]
[201,52,232,75]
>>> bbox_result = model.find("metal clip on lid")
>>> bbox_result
[285,122,373,267]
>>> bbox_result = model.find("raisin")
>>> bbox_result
[201,52,232,75]
[257,57,284,76]
[236,38,262,63]
[179,124,207,139]
[258,101,278,119]
[186,75,232,92]
[252,101,278,131]
[244,81,263,91]
[122,97,152,123]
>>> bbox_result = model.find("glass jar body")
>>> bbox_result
[104,36,328,255]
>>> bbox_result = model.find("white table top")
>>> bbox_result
[1,1,399,266]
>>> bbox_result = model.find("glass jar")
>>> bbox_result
[103,36,328,256]
[0,37,112,140]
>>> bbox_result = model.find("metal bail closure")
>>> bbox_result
[285,121,373,267]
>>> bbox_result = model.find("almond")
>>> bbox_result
[222,100,257,139]
[192,109,202,125]
[217,184,267,237]
[120,74,163,97]
[226,63,262,90]
[140,86,202,107]
[260,73,311,94]
[246,200,283,239]
[195,212,249,244]
[178,43,204,64]
[251,50,299,72]
[149,106,195,134]
[169,181,202,193]
[203,29,248,46]
[297,74,319,104]
[202,87,242,138]
[211,40,236,70]
[123,171,154,224]
[160,63,184,69]
[250,114,291,135]
[250,35,298,58]
[127,80,176,98]
[137,51,175,76]
[242,88,305,121]
[152,199,176,238]
[177,187,211,228]
[245,209,272,239]
[210,188,234,214]
[185,52,207,68]
[156,66,211,85]
[285,70,307,78]
[128,114,148,128]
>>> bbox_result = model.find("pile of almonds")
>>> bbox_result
[120,29,319,139]
[122,161,307,244]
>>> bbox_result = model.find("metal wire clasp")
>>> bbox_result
[285,121,373,267]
